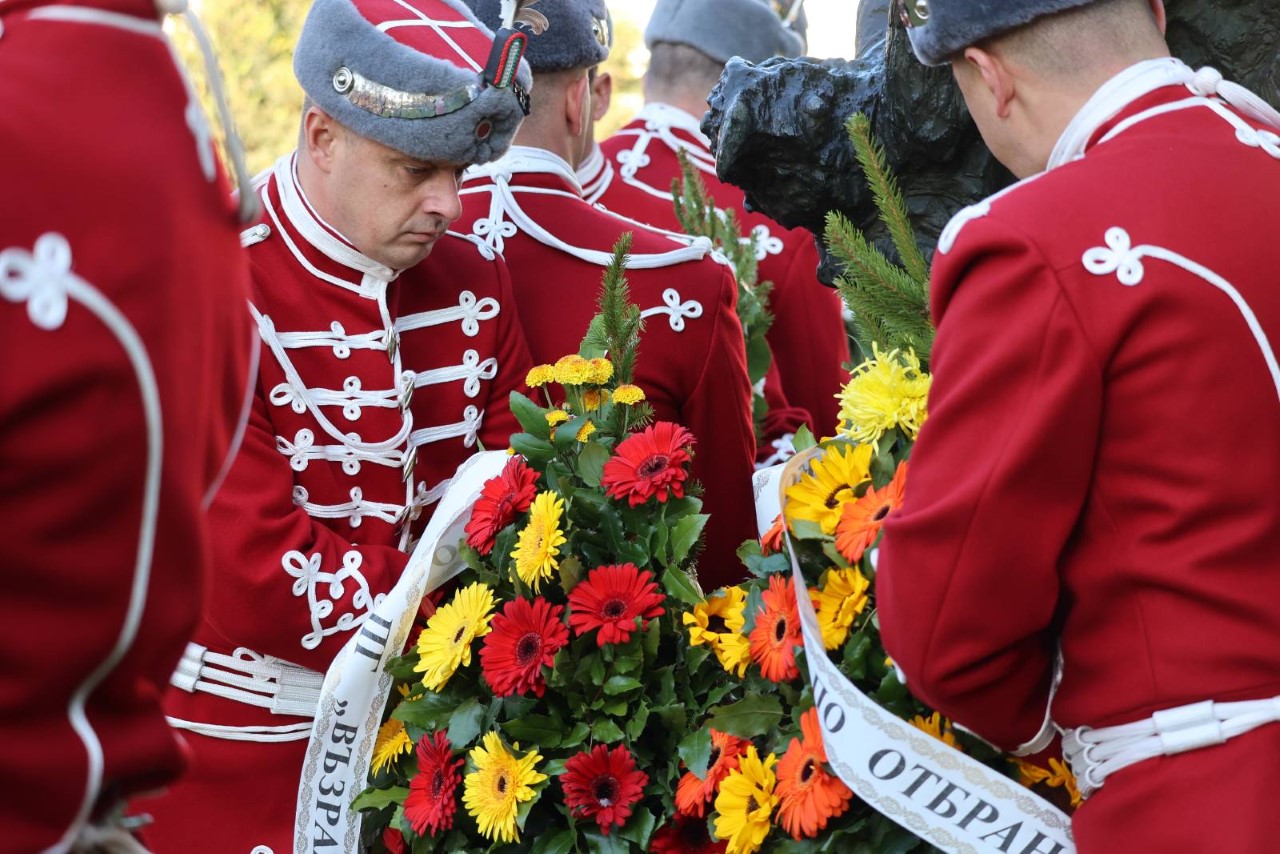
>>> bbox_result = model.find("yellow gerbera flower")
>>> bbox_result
[510,491,567,592]
[1015,758,1082,807]
[414,582,495,691]
[836,344,931,448]
[463,732,546,843]
[552,355,593,386]
[546,410,570,427]
[586,357,614,384]
[613,384,645,405]
[683,587,750,677]
[813,568,871,650]
[525,364,554,387]
[909,711,959,751]
[784,444,873,535]
[370,717,413,775]
[713,745,779,854]
[575,420,596,442]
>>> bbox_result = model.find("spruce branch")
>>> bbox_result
[846,113,931,286]
[581,233,643,385]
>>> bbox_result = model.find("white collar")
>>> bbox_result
[577,141,606,185]
[468,145,584,197]
[636,102,711,147]
[275,154,398,282]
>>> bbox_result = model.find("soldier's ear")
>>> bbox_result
[961,46,1017,121]
[1148,0,1167,35]
[302,106,341,174]
[591,71,613,123]
[566,71,592,140]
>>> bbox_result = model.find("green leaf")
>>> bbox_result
[510,432,557,464]
[707,694,785,739]
[504,714,564,748]
[678,728,713,778]
[509,391,551,439]
[446,697,484,748]
[652,703,688,733]
[577,440,611,489]
[349,785,408,812]
[669,513,709,566]
[582,827,631,854]
[561,722,591,749]
[603,675,642,696]
[591,718,625,742]
[789,518,827,541]
[539,829,577,854]
[626,703,651,740]
[661,567,704,606]
[791,424,817,453]
[618,808,657,848]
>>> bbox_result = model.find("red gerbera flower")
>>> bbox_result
[479,596,569,697]
[748,574,803,682]
[674,729,750,818]
[464,456,539,555]
[381,826,407,854]
[560,744,649,833]
[650,813,728,853]
[601,422,696,507]
[403,731,463,836]
[568,563,665,646]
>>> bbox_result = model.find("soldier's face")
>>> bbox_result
[328,130,466,270]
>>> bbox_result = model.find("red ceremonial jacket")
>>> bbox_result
[593,103,851,434]
[460,146,758,586]
[0,1,254,850]
[143,154,531,854]
[878,66,1280,852]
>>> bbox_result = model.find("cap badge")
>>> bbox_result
[332,66,482,119]
[897,0,929,28]
[591,15,610,49]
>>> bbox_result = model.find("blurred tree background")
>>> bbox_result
[171,1,648,175]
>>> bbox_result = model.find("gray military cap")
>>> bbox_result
[293,0,533,165]
[898,0,1100,66]
[644,0,807,66]
[465,0,612,73]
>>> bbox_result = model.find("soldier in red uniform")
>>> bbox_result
[141,1,534,851]
[0,1,255,850]
[586,0,852,435]
[463,0,759,586]
[876,1,1280,850]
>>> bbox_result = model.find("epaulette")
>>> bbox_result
[240,222,271,249]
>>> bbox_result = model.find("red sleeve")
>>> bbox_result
[477,254,534,450]
[686,265,759,589]
[201,374,410,671]
[876,215,1101,750]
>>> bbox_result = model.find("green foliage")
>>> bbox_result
[825,114,936,367]
[672,149,776,440]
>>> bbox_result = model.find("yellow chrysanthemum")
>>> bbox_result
[583,389,603,410]
[586,357,614,384]
[713,746,779,854]
[546,410,570,427]
[552,355,593,386]
[1015,758,1082,807]
[414,583,495,691]
[813,568,871,650]
[613,384,645,405]
[526,364,554,387]
[575,420,597,442]
[370,718,413,775]
[910,711,959,751]
[683,587,751,677]
[510,491,567,591]
[463,732,546,843]
[836,344,931,448]
[784,444,873,535]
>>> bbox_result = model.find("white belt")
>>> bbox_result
[171,642,324,719]
[1063,695,1280,798]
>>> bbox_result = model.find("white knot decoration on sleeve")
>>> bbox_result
[1082,227,1146,286]
[640,288,704,332]
[282,549,387,650]
[0,233,74,330]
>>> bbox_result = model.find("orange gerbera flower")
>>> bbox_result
[674,729,750,818]
[747,574,803,682]
[775,708,854,839]
[760,513,785,556]
[835,461,907,563]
